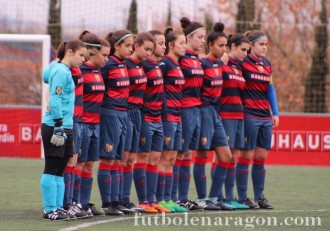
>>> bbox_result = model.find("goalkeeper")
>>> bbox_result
[40,39,87,220]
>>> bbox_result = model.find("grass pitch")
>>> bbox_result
[0,158,329,231]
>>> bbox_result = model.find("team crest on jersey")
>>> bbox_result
[164,137,171,145]
[105,143,113,153]
[178,69,183,77]
[234,68,239,75]
[201,137,207,145]
[181,138,185,145]
[94,73,101,82]
[138,68,143,76]
[214,68,219,76]
[193,60,198,68]
[156,68,162,77]
[244,137,248,144]
[56,86,62,95]
[257,65,264,73]
[140,137,146,146]
[120,68,126,76]
[227,135,230,141]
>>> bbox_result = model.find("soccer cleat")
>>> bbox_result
[136,202,158,213]
[115,204,136,214]
[158,200,176,212]
[241,198,260,209]
[196,199,221,210]
[215,200,235,210]
[177,200,204,211]
[226,199,249,210]
[102,206,124,216]
[67,203,89,219]
[43,210,70,221]
[123,202,145,213]
[57,208,76,220]
[256,197,273,209]
[83,203,105,216]
[151,202,171,213]
[166,200,188,213]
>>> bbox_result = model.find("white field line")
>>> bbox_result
[59,209,330,231]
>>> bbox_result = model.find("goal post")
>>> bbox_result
[0,34,51,158]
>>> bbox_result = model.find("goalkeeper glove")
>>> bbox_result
[50,119,67,146]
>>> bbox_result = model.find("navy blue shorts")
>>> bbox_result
[199,106,228,150]
[222,119,244,149]
[181,107,201,152]
[78,123,100,162]
[99,108,128,160]
[125,109,142,153]
[163,121,182,151]
[139,121,164,153]
[73,122,83,154]
[243,117,273,150]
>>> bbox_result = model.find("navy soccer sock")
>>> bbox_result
[193,157,207,199]
[133,163,147,203]
[209,161,229,200]
[178,159,191,202]
[122,165,133,204]
[97,162,112,207]
[146,164,158,203]
[171,159,181,201]
[252,159,266,200]
[224,162,236,201]
[236,157,250,202]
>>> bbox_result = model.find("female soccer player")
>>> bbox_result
[40,39,86,220]
[75,35,110,216]
[133,30,169,213]
[194,22,233,210]
[98,30,134,215]
[121,32,155,212]
[156,27,188,213]
[219,33,250,209]
[63,31,107,219]
[236,30,279,209]
[174,16,205,211]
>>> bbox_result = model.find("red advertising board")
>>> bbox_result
[0,108,330,165]
[268,114,330,166]
[0,108,41,158]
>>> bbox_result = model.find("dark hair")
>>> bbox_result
[57,39,86,61]
[164,27,185,55]
[245,30,266,43]
[227,33,250,49]
[180,17,203,37]
[78,30,102,50]
[206,22,228,48]
[100,38,110,48]
[105,29,132,55]
[134,32,155,46]
[148,30,163,37]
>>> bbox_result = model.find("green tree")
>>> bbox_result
[127,0,138,34]
[47,0,62,48]
[166,2,172,27]
[304,0,328,112]
[204,13,213,54]
[236,0,260,33]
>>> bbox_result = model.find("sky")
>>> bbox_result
[0,0,213,35]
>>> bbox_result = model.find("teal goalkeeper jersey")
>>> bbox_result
[42,62,75,129]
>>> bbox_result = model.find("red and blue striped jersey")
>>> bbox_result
[220,56,245,119]
[71,67,83,122]
[178,49,203,108]
[125,57,147,109]
[101,55,130,111]
[161,55,185,122]
[200,56,223,106]
[80,63,105,124]
[242,54,272,119]
[141,58,164,122]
